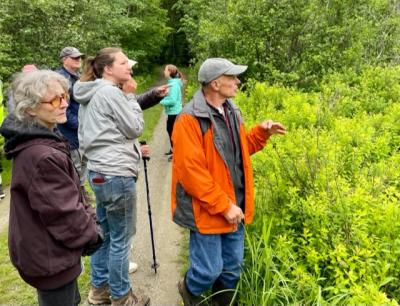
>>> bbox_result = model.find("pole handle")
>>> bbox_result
[139,140,151,161]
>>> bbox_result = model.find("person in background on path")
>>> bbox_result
[74,47,166,306]
[56,47,94,202]
[160,64,184,161]
[123,59,170,111]
[0,70,102,306]
[7,64,38,114]
[2,64,39,200]
[0,78,5,200]
[171,58,286,306]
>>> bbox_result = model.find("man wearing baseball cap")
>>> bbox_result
[56,47,91,201]
[171,58,286,305]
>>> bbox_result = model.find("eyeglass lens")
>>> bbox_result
[49,93,69,108]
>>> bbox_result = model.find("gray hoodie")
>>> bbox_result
[74,79,143,177]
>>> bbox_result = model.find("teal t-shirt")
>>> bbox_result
[160,78,183,115]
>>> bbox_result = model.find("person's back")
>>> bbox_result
[160,64,184,158]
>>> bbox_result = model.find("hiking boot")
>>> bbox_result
[88,285,111,305]
[178,278,204,306]
[211,280,237,306]
[164,149,173,156]
[111,289,150,306]
[129,261,138,273]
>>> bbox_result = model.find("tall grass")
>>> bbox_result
[239,218,297,305]
[136,70,164,142]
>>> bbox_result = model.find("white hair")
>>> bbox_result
[12,70,69,122]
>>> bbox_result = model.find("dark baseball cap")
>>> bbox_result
[59,47,84,59]
[198,58,247,84]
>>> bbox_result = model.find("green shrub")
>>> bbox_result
[237,66,400,304]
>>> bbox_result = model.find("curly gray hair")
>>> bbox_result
[12,70,69,122]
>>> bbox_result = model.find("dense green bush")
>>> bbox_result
[236,65,400,304]
[0,0,170,80]
[176,0,400,89]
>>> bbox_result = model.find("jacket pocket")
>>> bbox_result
[173,182,198,231]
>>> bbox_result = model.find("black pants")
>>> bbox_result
[166,114,178,149]
[37,279,80,306]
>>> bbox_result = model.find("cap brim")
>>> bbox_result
[72,52,84,57]
[224,64,247,76]
[128,59,138,68]
[60,52,84,58]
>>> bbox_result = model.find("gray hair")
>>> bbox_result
[12,70,69,122]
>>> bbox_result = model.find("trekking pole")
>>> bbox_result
[139,141,159,273]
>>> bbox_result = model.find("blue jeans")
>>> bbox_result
[88,171,137,299]
[186,223,244,296]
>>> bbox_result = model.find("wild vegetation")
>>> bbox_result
[0,0,170,79]
[236,66,400,304]
[0,0,400,304]
[176,0,400,89]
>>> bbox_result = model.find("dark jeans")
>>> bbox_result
[186,223,244,296]
[37,279,80,306]
[166,114,178,149]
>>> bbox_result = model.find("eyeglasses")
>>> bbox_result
[41,93,69,108]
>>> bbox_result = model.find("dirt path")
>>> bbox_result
[130,112,183,305]
[0,112,184,306]
[0,187,10,233]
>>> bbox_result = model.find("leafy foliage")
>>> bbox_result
[236,65,400,304]
[159,0,191,65]
[176,0,400,89]
[0,0,170,80]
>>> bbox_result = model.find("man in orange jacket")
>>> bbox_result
[171,58,286,305]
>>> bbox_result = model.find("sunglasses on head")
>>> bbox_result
[41,93,69,108]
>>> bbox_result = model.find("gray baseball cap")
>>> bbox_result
[198,58,247,84]
[59,47,84,59]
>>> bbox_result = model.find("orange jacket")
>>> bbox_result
[171,90,269,234]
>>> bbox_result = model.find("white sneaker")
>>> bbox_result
[0,184,5,200]
[129,261,138,273]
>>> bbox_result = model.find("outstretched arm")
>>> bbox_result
[137,85,170,110]
[246,120,286,155]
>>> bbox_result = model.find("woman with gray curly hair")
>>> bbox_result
[0,70,102,306]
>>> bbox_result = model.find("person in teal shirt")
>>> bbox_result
[160,64,184,160]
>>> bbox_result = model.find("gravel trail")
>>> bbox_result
[130,112,183,306]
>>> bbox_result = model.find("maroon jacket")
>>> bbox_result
[0,115,99,290]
